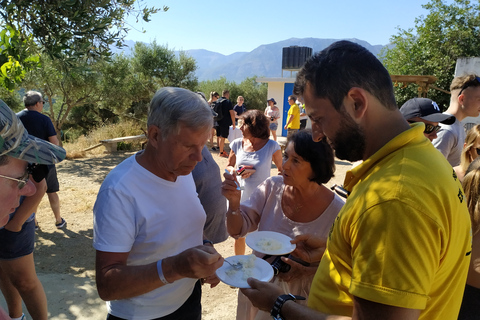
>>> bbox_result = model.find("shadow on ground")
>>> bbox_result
[42,273,107,319]
[35,228,95,275]
[57,152,135,185]
[0,273,108,320]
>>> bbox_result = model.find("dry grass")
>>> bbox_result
[63,120,145,157]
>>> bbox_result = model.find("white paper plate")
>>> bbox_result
[245,231,296,255]
[216,255,274,288]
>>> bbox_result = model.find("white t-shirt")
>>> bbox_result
[93,153,206,320]
[230,138,280,202]
[265,106,280,124]
[238,176,344,239]
[432,116,465,166]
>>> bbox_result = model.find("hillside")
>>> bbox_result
[115,37,385,82]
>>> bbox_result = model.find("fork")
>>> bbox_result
[224,169,243,190]
[225,260,243,270]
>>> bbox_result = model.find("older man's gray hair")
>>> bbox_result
[148,87,213,139]
[23,91,43,107]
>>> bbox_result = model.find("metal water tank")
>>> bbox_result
[282,46,313,70]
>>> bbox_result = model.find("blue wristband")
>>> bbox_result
[156,259,170,285]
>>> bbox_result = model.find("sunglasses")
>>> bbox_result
[458,76,480,96]
[0,164,33,189]
[408,121,441,134]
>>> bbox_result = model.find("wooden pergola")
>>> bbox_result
[390,75,449,97]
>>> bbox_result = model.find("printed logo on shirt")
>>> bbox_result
[458,188,464,203]
[328,215,340,241]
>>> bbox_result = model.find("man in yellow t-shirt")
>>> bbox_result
[239,40,471,320]
[284,95,300,138]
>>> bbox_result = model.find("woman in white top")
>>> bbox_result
[226,110,283,255]
[222,130,344,320]
[264,98,281,141]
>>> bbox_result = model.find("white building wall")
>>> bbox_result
[266,82,286,138]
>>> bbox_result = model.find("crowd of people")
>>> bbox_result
[1,40,480,320]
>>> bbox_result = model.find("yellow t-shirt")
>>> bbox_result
[308,123,472,319]
[286,104,300,129]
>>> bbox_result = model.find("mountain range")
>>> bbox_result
[118,38,385,83]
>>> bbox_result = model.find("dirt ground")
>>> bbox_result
[0,144,352,319]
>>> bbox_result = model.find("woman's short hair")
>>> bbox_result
[241,110,270,140]
[287,129,335,185]
[148,87,213,140]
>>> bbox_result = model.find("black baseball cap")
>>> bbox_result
[400,98,455,125]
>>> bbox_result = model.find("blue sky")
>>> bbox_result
[124,0,443,55]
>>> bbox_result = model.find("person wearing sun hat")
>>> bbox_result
[264,98,280,141]
[0,99,66,320]
[399,97,455,142]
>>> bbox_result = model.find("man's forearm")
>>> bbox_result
[278,300,329,320]
[6,179,46,230]
[96,259,165,301]
[230,110,236,127]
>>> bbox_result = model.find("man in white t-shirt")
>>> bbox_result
[93,87,224,320]
[433,75,480,166]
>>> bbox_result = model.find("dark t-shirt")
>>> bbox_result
[218,97,233,127]
[233,104,246,116]
[17,109,56,141]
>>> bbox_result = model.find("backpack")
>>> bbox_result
[212,98,225,122]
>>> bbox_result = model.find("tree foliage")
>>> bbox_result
[132,41,198,92]
[0,0,168,88]
[23,55,103,140]
[380,0,480,108]
[0,25,39,90]
[22,42,199,139]
[197,77,268,111]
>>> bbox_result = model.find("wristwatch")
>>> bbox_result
[202,239,214,246]
[270,293,306,320]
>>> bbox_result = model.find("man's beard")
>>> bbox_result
[332,111,366,162]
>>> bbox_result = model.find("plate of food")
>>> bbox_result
[216,254,274,288]
[246,231,296,255]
